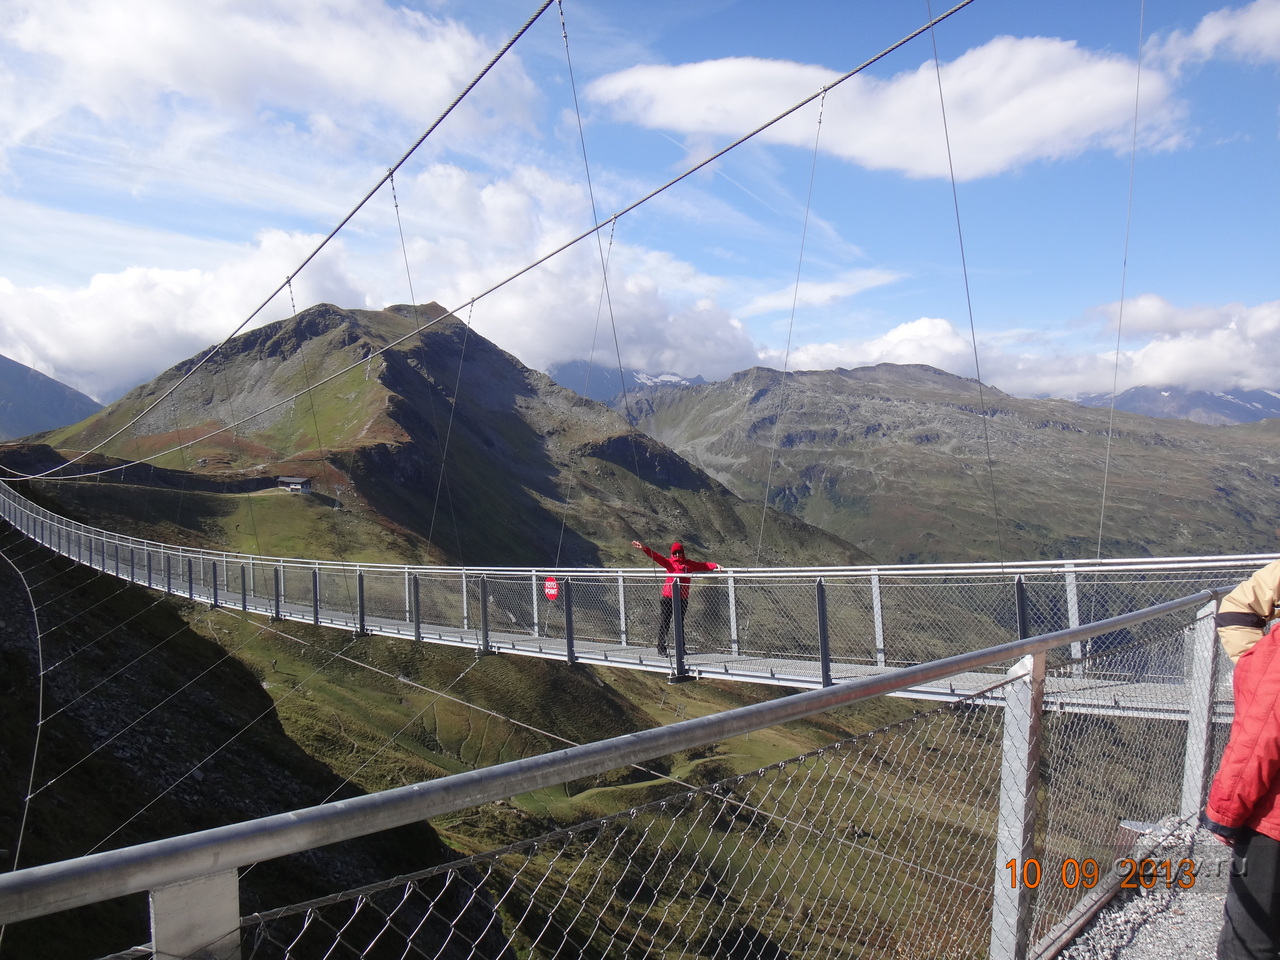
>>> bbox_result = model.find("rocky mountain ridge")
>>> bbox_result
[629,363,1280,563]
[35,303,871,569]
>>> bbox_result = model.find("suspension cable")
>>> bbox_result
[927,0,1006,567]
[1096,0,1148,563]
[0,0,558,483]
[755,92,826,565]
[4,0,977,488]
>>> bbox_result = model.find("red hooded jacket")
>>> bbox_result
[638,544,719,600]
[1204,620,1280,842]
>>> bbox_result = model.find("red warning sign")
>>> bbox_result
[543,577,560,601]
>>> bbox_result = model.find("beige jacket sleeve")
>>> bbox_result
[1217,558,1280,661]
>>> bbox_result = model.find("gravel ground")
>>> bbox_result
[1059,826,1230,960]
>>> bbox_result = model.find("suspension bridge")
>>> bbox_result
[0,473,1256,959]
[0,0,1258,957]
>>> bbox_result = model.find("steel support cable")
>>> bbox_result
[392,174,465,562]
[0,0,559,484]
[82,619,368,855]
[425,302,473,560]
[552,0,626,567]
[7,0,978,486]
[0,531,45,954]
[0,534,47,866]
[220,608,702,794]
[755,91,825,566]
[0,587,1225,924]
[28,602,233,806]
[927,1,1006,568]
[284,273,360,618]
[1096,0,1147,568]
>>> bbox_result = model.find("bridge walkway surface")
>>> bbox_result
[341,606,1237,721]
[1059,825,1229,960]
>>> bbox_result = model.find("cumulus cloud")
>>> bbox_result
[752,300,1280,400]
[0,230,363,402]
[757,317,975,373]
[1150,0,1280,72]
[588,35,1185,180]
[737,269,903,319]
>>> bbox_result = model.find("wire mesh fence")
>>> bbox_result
[0,480,1266,681]
[242,695,1010,959]
[228,607,1228,960]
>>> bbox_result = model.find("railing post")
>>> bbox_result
[478,575,491,655]
[728,574,739,656]
[816,578,832,687]
[187,557,195,600]
[1181,602,1221,818]
[990,650,1046,960]
[357,569,366,636]
[871,571,886,667]
[150,869,241,960]
[1014,575,1029,642]
[412,574,421,643]
[240,564,248,612]
[211,562,219,608]
[1065,564,1083,676]
[462,571,470,631]
[564,579,576,665]
[147,552,153,589]
[671,588,690,682]
[531,573,541,638]
[312,568,321,626]
[129,548,135,584]
[273,567,282,621]
[618,574,628,646]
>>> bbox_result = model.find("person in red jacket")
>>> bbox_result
[631,540,719,657]
[1202,618,1280,958]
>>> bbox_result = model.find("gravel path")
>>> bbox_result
[1059,826,1230,960]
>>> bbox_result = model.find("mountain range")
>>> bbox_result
[11,307,1280,565]
[0,353,100,440]
[29,303,868,569]
[627,363,1280,563]
[547,359,708,405]
[1075,384,1280,425]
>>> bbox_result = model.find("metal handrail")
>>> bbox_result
[1,479,1274,582]
[0,587,1223,925]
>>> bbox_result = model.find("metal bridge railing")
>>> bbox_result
[0,479,1268,685]
[0,588,1232,959]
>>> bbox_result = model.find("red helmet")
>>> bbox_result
[670,542,684,554]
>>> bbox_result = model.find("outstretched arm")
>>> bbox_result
[632,541,666,566]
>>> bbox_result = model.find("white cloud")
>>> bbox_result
[587,35,1185,181]
[751,299,1280,400]
[1150,0,1280,72]
[737,269,903,319]
[758,317,974,372]
[0,230,364,402]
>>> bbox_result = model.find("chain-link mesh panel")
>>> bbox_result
[1028,609,1231,944]
[874,577,1016,666]
[240,694,1012,960]
[729,578,820,660]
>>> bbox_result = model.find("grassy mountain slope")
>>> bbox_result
[631,363,1280,563]
[38,303,872,569]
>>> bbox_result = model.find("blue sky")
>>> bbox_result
[0,0,1277,403]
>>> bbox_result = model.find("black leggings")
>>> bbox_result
[658,595,686,643]
[1219,830,1280,959]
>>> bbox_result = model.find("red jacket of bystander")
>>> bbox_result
[1204,620,1280,842]
[635,543,719,600]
